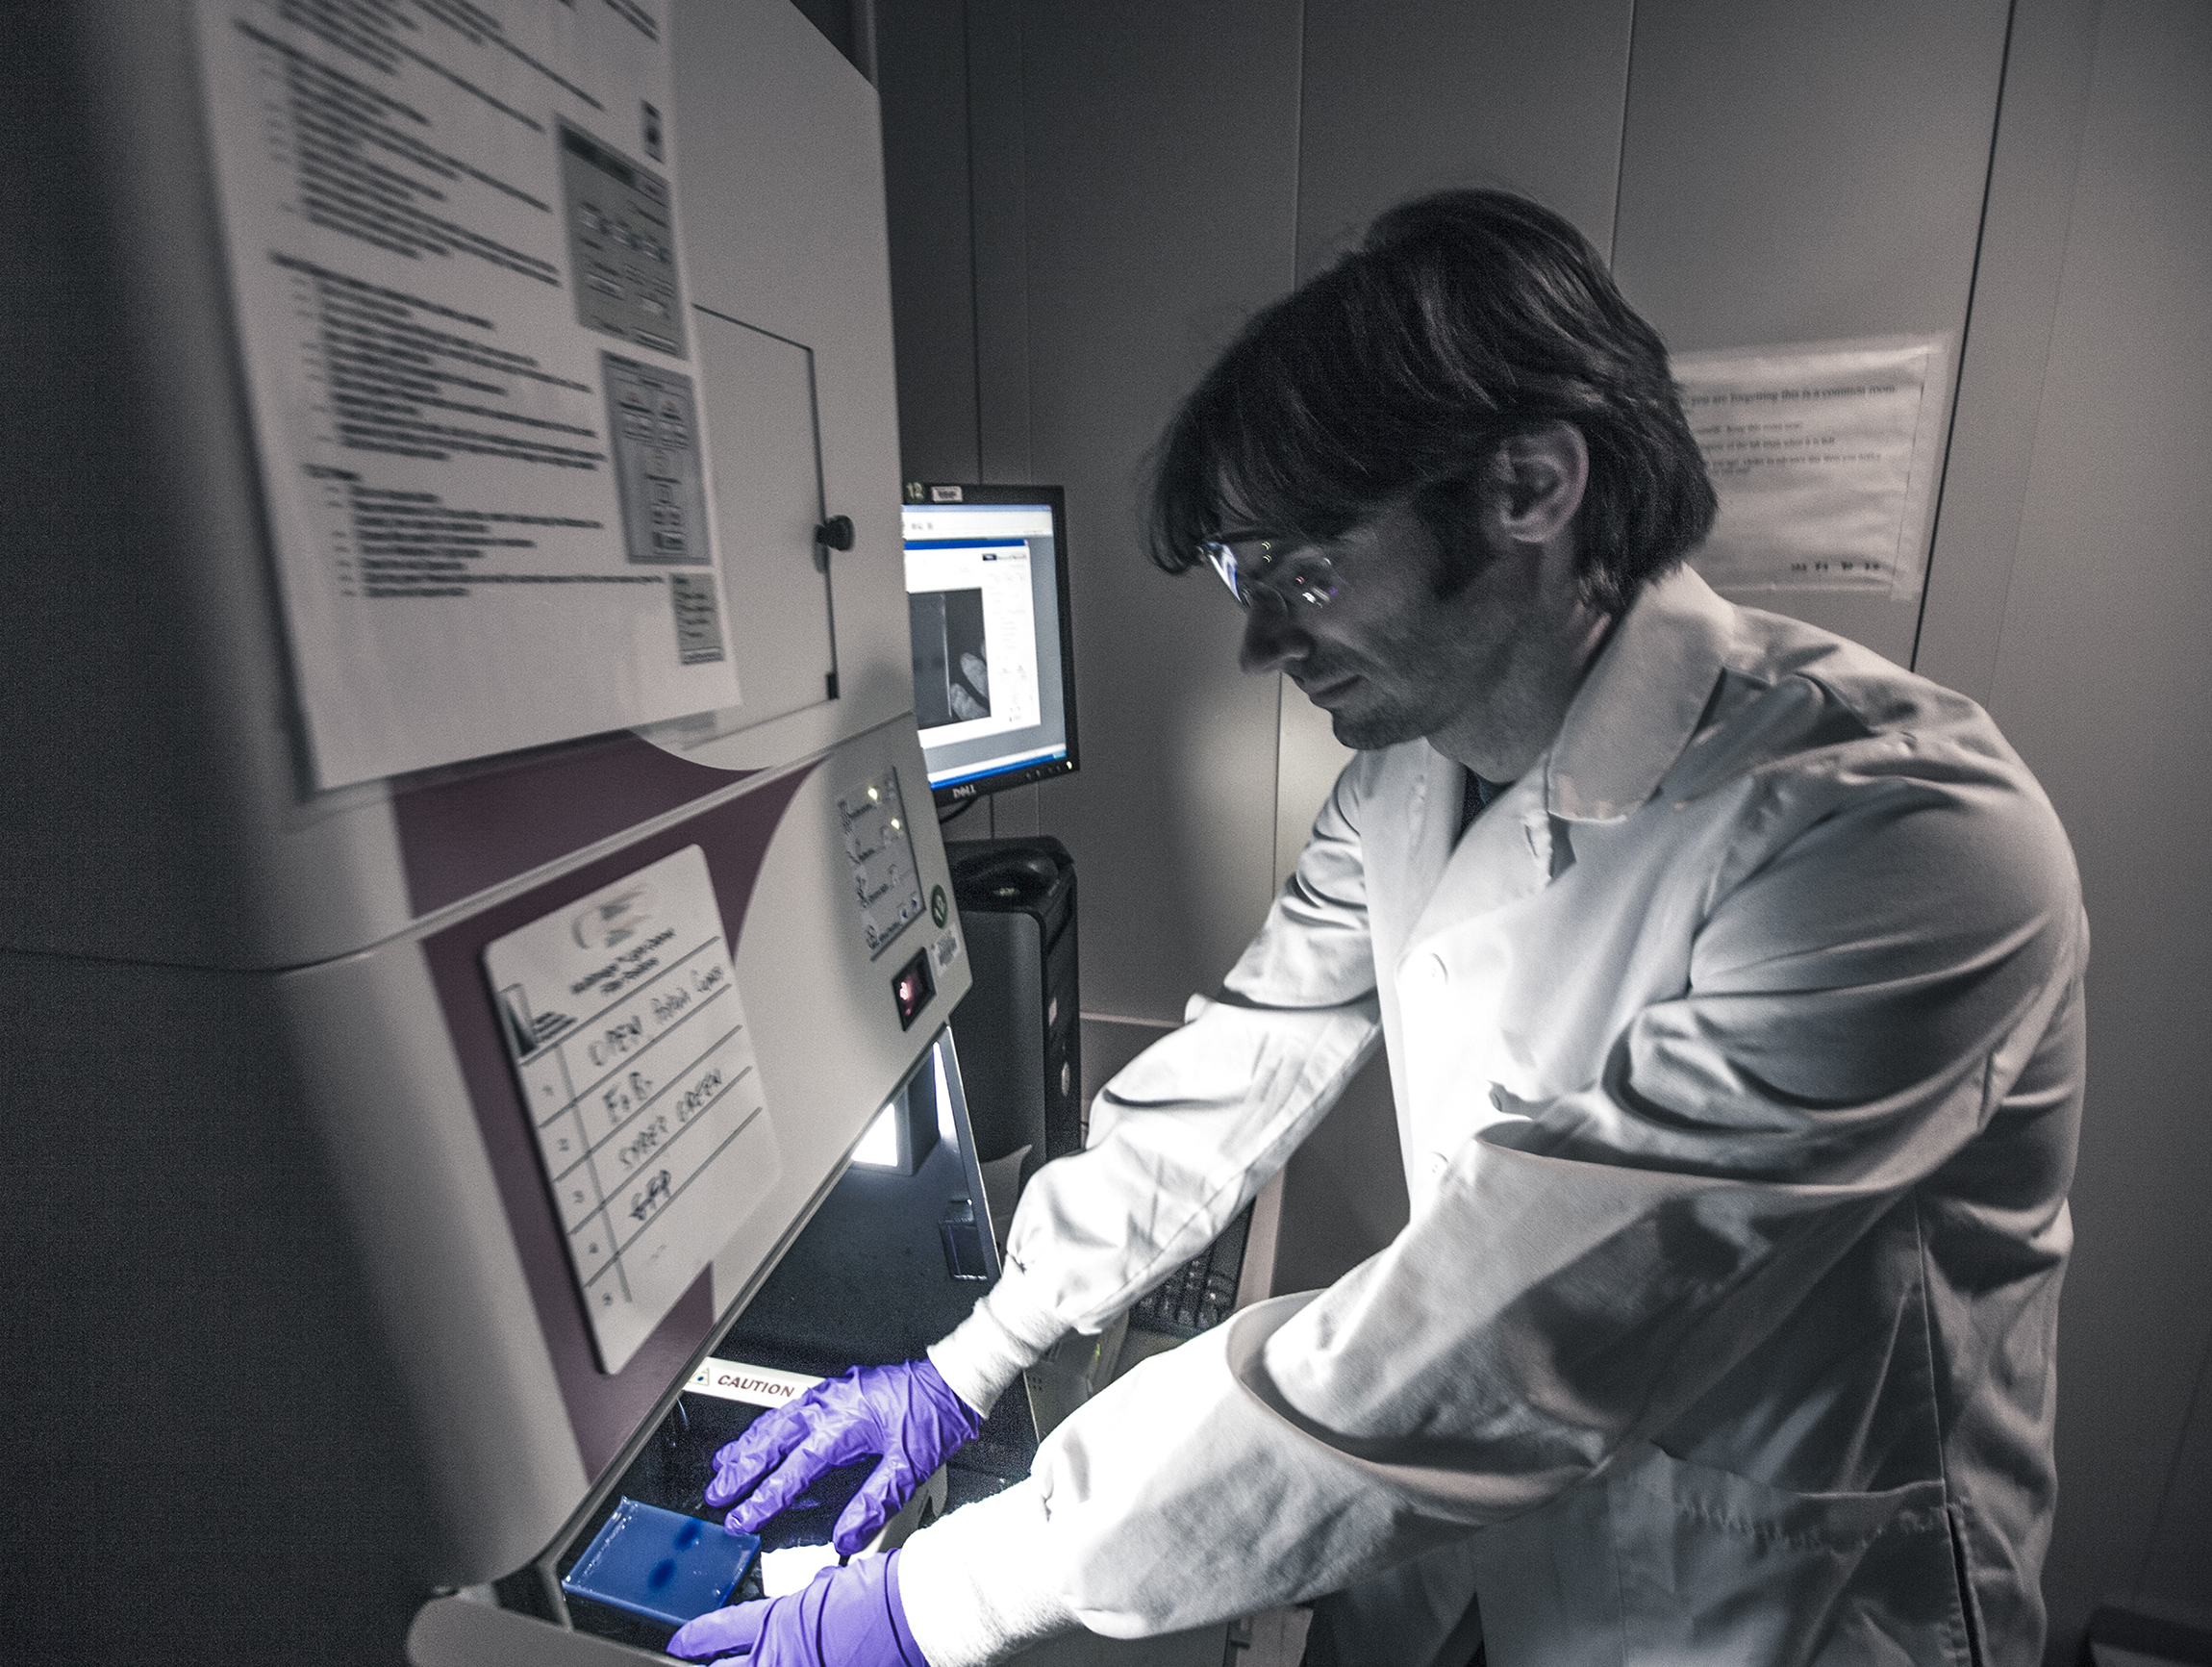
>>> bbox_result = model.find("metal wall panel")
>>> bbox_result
[1295,0,1633,275]
[1020,0,1305,1022]
[1917,0,2106,708]
[1962,2,2212,1653]
[969,0,1034,485]
[878,0,983,485]
[1610,0,2013,664]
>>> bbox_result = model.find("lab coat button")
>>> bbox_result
[1424,1150,1449,1177]
[1418,952,1448,988]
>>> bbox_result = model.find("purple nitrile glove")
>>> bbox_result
[706,1360,984,1555]
[666,1549,926,1666]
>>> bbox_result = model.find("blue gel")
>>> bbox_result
[563,1498,762,1628]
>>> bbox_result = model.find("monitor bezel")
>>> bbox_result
[902,482,1080,809]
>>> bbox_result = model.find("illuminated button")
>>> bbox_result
[892,947,936,1030]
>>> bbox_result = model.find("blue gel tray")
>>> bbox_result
[562,1498,762,1628]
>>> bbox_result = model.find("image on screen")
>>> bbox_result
[901,488,1077,803]
[909,588,992,726]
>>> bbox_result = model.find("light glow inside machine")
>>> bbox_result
[850,1101,903,1169]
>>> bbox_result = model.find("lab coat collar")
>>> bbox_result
[1544,563,1735,823]
[1395,564,1734,942]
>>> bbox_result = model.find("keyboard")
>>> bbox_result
[1128,1202,1253,1338]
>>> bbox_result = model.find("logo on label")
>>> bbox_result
[929,884,948,928]
[572,879,659,949]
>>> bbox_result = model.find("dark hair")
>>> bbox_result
[1144,189,1716,614]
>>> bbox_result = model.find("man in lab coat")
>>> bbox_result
[670,190,2085,1667]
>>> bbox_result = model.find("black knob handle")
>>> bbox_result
[815,514,855,551]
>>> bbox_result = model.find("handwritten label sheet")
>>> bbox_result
[193,0,742,786]
[485,846,779,1376]
[1674,337,1949,597]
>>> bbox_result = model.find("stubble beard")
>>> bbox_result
[1324,685,1433,752]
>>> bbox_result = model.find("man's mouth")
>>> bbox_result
[1296,671,1361,708]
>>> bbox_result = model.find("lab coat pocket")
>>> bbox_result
[1606,1443,1976,1667]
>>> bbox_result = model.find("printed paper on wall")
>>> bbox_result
[1675,336,1951,599]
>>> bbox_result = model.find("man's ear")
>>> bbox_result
[1491,422,1589,543]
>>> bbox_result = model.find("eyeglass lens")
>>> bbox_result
[1202,540,1340,610]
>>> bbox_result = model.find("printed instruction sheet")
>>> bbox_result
[486,846,780,1377]
[193,0,742,786]
[1674,337,1950,598]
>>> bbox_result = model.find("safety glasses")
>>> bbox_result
[1199,536,1343,614]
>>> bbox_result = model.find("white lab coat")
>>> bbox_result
[902,566,2086,1667]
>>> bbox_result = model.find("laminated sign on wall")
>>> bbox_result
[1674,337,1951,599]
[193,0,742,787]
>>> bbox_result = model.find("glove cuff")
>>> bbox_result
[925,1273,1064,1416]
[884,1549,929,1667]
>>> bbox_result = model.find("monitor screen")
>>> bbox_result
[901,484,1078,805]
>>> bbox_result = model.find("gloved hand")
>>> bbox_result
[666,1549,925,1666]
[707,1360,984,1555]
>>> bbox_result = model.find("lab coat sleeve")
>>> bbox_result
[901,746,2086,1663]
[926,758,1386,1417]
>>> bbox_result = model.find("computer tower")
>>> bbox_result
[947,837,1082,1192]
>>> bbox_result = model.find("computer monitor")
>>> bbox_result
[901,483,1079,806]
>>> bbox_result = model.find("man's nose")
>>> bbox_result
[1238,602,1307,675]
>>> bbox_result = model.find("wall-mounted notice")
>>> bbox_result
[192,0,742,788]
[1674,337,1950,598]
[485,846,780,1377]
